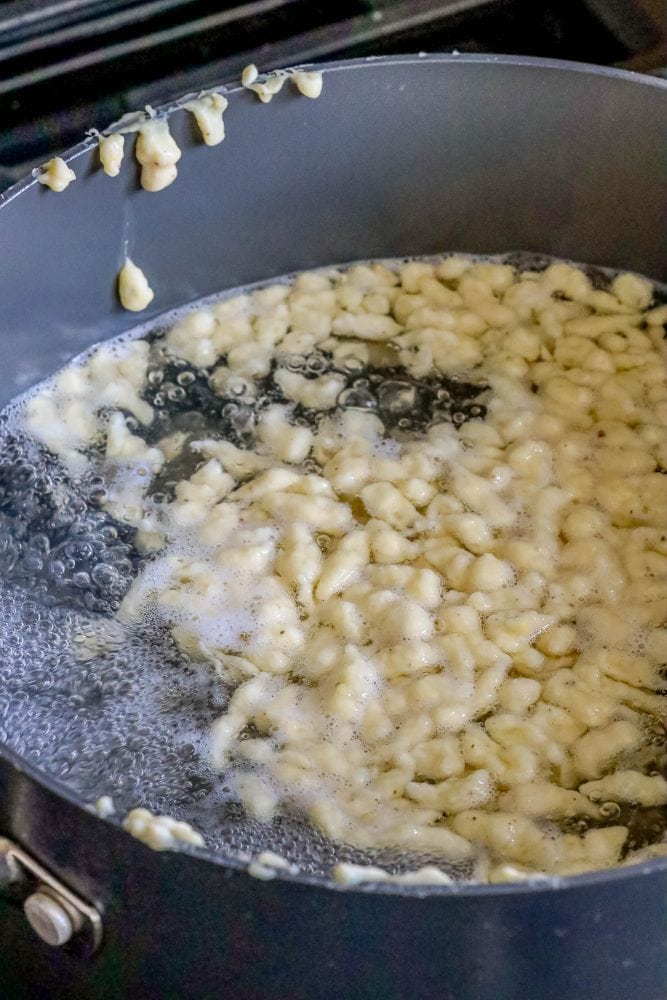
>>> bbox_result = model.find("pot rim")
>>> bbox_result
[3,735,666,896]
[1,52,666,896]
[1,50,666,209]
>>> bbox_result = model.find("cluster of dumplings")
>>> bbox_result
[26,255,667,881]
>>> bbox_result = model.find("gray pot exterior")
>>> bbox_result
[0,749,665,1000]
[0,55,665,999]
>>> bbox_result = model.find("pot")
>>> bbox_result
[0,54,665,1000]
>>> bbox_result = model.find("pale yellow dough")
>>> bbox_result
[25,257,667,880]
[184,92,228,146]
[123,807,204,851]
[99,134,125,176]
[135,118,181,192]
[118,258,154,312]
[37,157,76,192]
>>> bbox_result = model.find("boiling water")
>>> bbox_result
[0,254,665,879]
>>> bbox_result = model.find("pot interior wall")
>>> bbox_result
[0,55,665,408]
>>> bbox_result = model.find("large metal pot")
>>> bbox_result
[0,55,665,1000]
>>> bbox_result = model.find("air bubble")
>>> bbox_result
[91,564,119,588]
[306,354,327,375]
[316,534,332,553]
[285,355,306,372]
[376,380,416,414]
[337,387,377,410]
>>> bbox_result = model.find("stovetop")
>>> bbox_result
[0,0,665,188]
